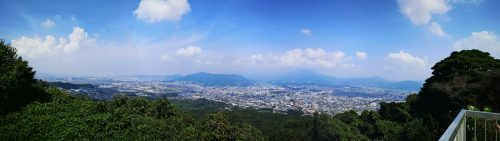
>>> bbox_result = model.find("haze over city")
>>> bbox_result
[1,0,499,81]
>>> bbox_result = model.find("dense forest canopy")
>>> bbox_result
[0,40,49,115]
[409,50,500,133]
[1,40,500,140]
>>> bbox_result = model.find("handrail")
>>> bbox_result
[439,110,466,141]
[466,110,500,120]
[439,110,500,141]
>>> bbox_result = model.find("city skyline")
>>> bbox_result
[1,0,499,81]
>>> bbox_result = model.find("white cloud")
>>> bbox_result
[133,0,191,23]
[301,28,311,36]
[11,26,92,58]
[453,31,500,58]
[160,54,172,62]
[387,51,427,69]
[244,48,354,69]
[384,51,430,80]
[428,22,447,37]
[398,0,450,25]
[40,19,55,28]
[282,48,351,68]
[355,51,368,60]
[9,31,205,76]
[176,45,202,57]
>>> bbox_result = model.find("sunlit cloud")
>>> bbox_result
[384,51,430,80]
[176,45,202,57]
[11,26,93,58]
[453,31,500,58]
[398,0,450,25]
[133,0,191,23]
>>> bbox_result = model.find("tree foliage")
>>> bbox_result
[409,49,500,136]
[0,94,266,140]
[0,40,48,115]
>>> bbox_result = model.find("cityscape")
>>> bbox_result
[39,74,415,115]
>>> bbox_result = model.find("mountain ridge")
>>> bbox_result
[172,71,422,90]
[174,72,254,86]
[255,70,422,90]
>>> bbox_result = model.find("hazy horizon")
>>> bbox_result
[2,0,500,81]
[36,69,427,82]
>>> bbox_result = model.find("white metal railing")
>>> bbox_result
[439,110,500,141]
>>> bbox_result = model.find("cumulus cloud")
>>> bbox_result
[384,51,429,80]
[387,51,427,69]
[453,31,500,58]
[176,45,202,57]
[40,19,55,28]
[355,51,368,60]
[301,28,311,36]
[133,0,191,23]
[398,0,450,25]
[244,48,354,69]
[428,22,447,37]
[11,26,92,58]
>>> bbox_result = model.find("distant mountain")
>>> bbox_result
[175,72,254,86]
[388,80,422,91]
[260,70,339,85]
[257,70,422,91]
[47,82,95,89]
[337,77,422,91]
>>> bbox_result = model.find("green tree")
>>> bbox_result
[312,112,320,141]
[475,69,500,111]
[334,110,359,125]
[358,122,375,138]
[374,120,403,141]
[234,123,265,141]
[199,112,234,141]
[379,102,411,123]
[403,118,432,141]
[359,110,380,124]
[409,49,500,137]
[0,40,47,115]
[147,98,177,118]
[313,113,369,141]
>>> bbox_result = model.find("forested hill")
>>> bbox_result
[1,39,500,141]
[47,82,95,89]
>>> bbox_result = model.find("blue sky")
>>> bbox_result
[1,0,499,81]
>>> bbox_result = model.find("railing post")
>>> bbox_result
[439,110,466,141]
[462,116,467,141]
[440,110,500,141]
